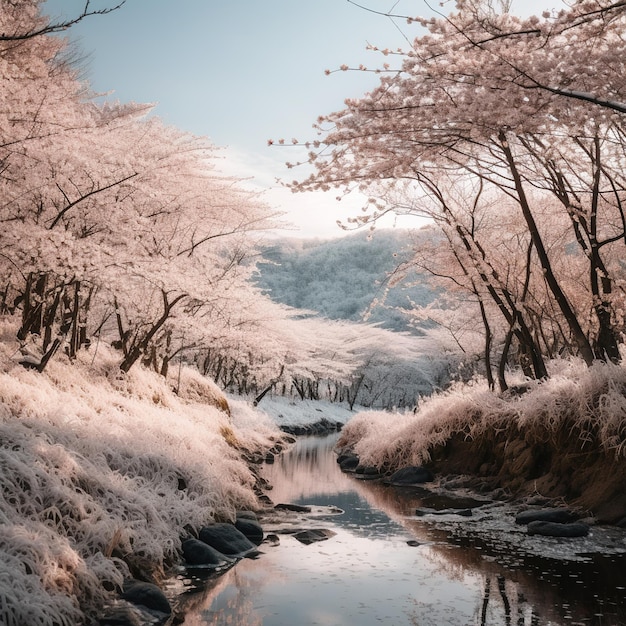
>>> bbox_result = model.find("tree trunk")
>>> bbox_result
[42,285,63,351]
[587,140,620,362]
[119,290,185,373]
[253,365,284,406]
[498,327,514,392]
[66,281,81,359]
[292,377,306,401]
[453,222,548,379]
[477,293,495,391]
[17,273,46,340]
[499,131,595,366]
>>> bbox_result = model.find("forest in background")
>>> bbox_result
[254,229,437,333]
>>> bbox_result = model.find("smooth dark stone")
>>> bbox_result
[338,455,360,472]
[353,472,383,481]
[336,452,356,464]
[234,517,264,545]
[526,521,590,537]
[280,424,309,436]
[274,503,312,513]
[121,580,171,615]
[236,510,258,521]
[293,529,336,545]
[181,538,230,566]
[515,508,579,525]
[280,418,342,436]
[264,533,280,546]
[198,523,256,556]
[387,466,434,486]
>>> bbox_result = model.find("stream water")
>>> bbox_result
[176,433,626,626]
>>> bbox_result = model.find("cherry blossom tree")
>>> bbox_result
[197,296,365,400]
[446,0,626,115]
[0,1,284,376]
[0,0,111,365]
[381,180,574,383]
[288,0,626,374]
[4,0,424,401]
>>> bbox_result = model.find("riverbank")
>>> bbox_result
[336,360,626,524]
[0,330,289,626]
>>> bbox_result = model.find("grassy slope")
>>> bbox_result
[338,360,626,523]
[0,319,285,625]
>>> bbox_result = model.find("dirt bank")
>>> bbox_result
[427,424,626,524]
[337,364,626,525]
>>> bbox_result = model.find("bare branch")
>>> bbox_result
[0,1,126,42]
[48,172,138,230]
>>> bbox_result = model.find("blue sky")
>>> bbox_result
[42,0,558,238]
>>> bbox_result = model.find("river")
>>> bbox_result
[176,433,626,625]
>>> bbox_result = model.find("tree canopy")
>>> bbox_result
[288,0,626,389]
[0,1,289,377]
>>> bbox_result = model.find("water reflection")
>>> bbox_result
[264,433,352,503]
[181,434,626,625]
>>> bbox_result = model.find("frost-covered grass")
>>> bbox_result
[338,359,626,472]
[0,320,284,626]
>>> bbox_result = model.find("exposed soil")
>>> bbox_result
[426,425,626,524]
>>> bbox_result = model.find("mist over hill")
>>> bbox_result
[253,228,437,333]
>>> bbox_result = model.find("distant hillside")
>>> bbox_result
[253,228,438,333]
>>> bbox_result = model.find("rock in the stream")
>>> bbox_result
[280,418,342,436]
[198,523,257,556]
[293,529,336,545]
[235,514,264,545]
[182,538,232,567]
[355,464,382,478]
[274,503,312,513]
[515,507,579,525]
[386,466,434,486]
[338,454,360,473]
[526,520,590,537]
[236,510,259,521]
[121,580,171,615]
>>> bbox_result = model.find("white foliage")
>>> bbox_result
[339,359,626,470]
[0,329,283,624]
